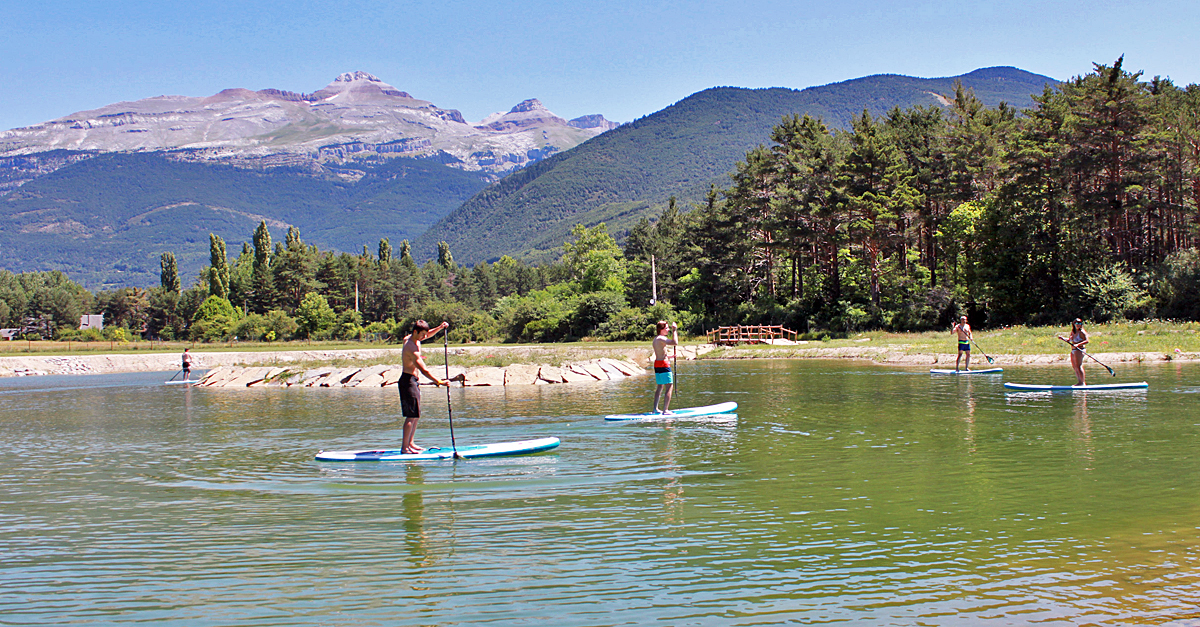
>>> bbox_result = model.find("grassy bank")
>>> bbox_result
[699,320,1200,360]
[3,321,1197,366]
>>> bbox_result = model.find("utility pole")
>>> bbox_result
[650,254,658,305]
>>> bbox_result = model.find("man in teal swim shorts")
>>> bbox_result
[951,315,972,371]
[652,320,678,413]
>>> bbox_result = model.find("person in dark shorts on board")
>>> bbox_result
[1059,318,1089,386]
[951,315,972,371]
[652,320,679,413]
[182,348,193,380]
[400,319,450,454]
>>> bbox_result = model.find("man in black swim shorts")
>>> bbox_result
[399,319,449,454]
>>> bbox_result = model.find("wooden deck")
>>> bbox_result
[706,325,799,345]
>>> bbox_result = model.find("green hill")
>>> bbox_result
[416,67,1057,264]
[0,153,489,288]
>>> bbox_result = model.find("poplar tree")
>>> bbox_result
[208,233,230,300]
[160,252,180,293]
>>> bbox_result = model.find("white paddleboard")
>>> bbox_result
[930,368,1004,375]
[164,380,199,386]
[1004,382,1148,391]
[315,437,560,461]
[605,401,738,421]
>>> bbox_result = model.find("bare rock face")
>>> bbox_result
[0,72,619,178]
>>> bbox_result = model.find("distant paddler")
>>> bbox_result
[951,315,972,371]
[181,348,193,381]
[652,321,679,414]
[1059,318,1090,386]
[399,319,450,455]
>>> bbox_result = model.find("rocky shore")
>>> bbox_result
[192,357,648,388]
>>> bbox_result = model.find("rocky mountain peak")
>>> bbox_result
[509,99,548,114]
[334,71,384,84]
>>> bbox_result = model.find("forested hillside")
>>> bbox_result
[0,153,489,288]
[416,67,1056,264]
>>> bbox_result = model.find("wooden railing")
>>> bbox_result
[705,325,798,345]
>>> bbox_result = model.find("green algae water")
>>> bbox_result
[2,360,1199,625]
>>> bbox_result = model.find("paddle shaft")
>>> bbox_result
[1058,335,1115,376]
[442,328,460,457]
[672,344,678,397]
[969,338,995,364]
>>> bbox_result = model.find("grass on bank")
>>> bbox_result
[4,321,1199,364]
[699,320,1200,359]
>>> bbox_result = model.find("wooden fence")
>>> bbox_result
[705,325,799,345]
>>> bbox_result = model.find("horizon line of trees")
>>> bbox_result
[3,59,1200,343]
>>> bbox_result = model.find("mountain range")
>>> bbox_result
[0,71,617,183]
[415,67,1058,264]
[0,67,1057,288]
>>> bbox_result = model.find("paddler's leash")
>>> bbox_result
[1058,335,1115,376]
[443,326,461,458]
[970,338,995,364]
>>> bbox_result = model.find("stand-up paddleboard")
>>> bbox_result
[930,368,1004,375]
[1004,382,1148,392]
[315,437,560,461]
[164,380,199,386]
[605,401,738,421]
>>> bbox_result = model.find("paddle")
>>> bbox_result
[442,325,461,459]
[1058,335,1116,376]
[166,369,183,382]
[970,339,995,364]
[672,342,678,398]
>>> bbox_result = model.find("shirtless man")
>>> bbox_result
[181,348,193,381]
[952,315,972,372]
[652,320,679,413]
[399,319,449,454]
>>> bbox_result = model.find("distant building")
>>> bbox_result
[0,329,18,341]
[79,314,104,330]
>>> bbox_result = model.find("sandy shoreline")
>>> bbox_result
[0,342,1192,378]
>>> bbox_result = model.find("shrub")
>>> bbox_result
[295,292,336,339]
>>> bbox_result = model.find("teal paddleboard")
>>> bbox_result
[930,368,1003,374]
[1004,382,1148,392]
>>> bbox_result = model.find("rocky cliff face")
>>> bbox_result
[0,72,619,180]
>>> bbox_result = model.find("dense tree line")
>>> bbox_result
[4,60,1199,342]
[674,58,1200,330]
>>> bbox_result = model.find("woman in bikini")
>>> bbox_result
[1059,318,1089,386]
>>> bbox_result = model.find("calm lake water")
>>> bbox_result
[2,359,1199,625]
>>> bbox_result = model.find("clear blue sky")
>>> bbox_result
[2,0,1197,131]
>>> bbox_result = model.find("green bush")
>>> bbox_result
[570,291,626,337]
[295,292,336,339]
[399,302,498,343]
[1071,265,1153,322]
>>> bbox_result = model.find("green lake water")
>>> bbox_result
[2,359,1199,625]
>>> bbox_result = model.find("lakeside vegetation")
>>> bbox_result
[2,60,1199,345]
